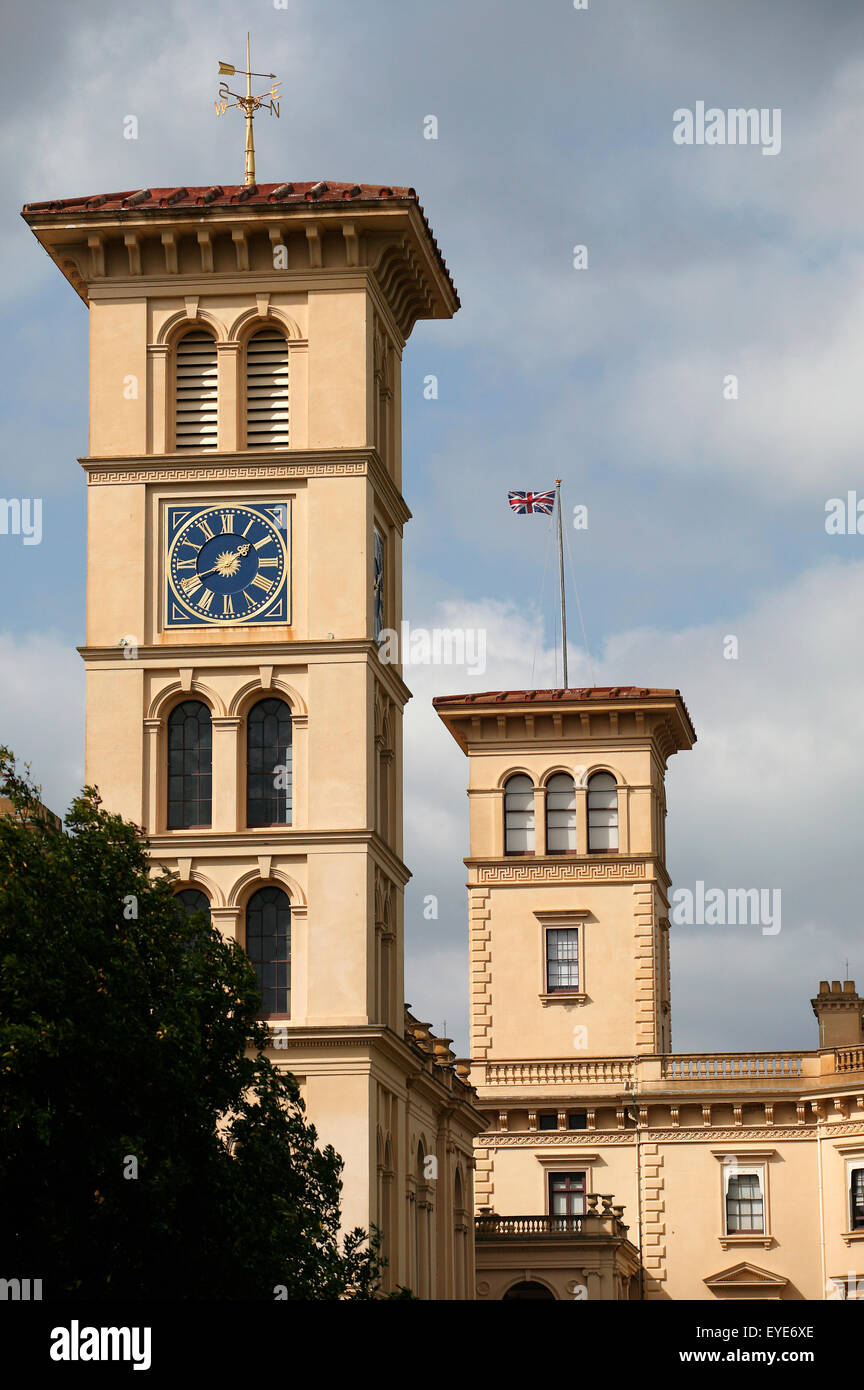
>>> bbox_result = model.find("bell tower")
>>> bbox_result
[23,179,479,1282]
[434,687,696,1067]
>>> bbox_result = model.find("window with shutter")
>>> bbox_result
[246,327,290,447]
[174,330,218,450]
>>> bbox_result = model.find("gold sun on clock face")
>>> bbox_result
[165,502,289,628]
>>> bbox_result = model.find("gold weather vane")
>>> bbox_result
[215,33,280,186]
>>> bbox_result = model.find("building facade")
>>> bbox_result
[24,180,484,1297]
[435,687,864,1300]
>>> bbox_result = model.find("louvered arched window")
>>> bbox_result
[174,329,218,450]
[245,886,291,1016]
[546,773,578,853]
[504,774,535,855]
[587,771,618,852]
[245,327,290,447]
[167,701,212,829]
[246,698,293,827]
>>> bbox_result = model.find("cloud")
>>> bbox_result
[0,630,84,818]
[403,558,864,1053]
[4,0,863,1063]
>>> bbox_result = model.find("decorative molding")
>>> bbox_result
[86,461,367,485]
[476,858,654,885]
[485,1133,636,1147]
[80,447,411,532]
[481,1125,848,1147]
[704,1262,787,1290]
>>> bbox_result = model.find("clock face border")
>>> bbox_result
[163,499,292,630]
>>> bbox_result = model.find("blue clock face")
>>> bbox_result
[165,502,289,628]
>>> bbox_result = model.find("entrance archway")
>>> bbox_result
[502,1280,556,1301]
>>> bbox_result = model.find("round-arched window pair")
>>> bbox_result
[173,884,291,1017]
[166,698,292,830]
[174,326,289,451]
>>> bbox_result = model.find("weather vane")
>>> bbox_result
[215,33,280,187]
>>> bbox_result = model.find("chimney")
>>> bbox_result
[811,979,864,1048]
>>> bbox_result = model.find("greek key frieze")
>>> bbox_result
[477,859,652,885]
[87,462,368,485]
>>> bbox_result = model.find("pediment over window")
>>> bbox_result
[704,1262,787,1291]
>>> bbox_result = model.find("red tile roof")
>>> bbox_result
[21,181,458,304]
[432,687,684,706]
[433,687,696,744]
[22,181,419,215]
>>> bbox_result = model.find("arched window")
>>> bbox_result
[173,888,211,923]
[504,774,534,855]
[245,886,291,1016]
[245,327,290,447]
[546,773,577,854]
[174,329,218,449]
[167,701,212,829]
[587,771,618,852]
[246,698,292,826]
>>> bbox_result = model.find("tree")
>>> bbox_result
[0,748,390,1299]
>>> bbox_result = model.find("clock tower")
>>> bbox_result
[24,179,483,1295]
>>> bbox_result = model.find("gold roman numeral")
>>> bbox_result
[197,588,215,612]
[177,558,197,571]
[180,576,202,596]
[220,512,235,534]
[250,574,273,592]
[258,557,279,568]
[223,594,234,617]
[253,536,274,551]
[198,517,215,540]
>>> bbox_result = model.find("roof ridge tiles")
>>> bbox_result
[21,180,459,307]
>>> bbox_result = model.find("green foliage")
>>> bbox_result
[0,748,390,1299]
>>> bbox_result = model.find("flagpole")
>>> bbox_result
[555,478,568,687]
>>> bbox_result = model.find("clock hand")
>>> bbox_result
[180,542,252,592]
[191,543,252,581]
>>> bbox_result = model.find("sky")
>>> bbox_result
[1,0,863,1055]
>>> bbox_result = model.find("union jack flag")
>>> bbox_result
[508,489,556,515]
